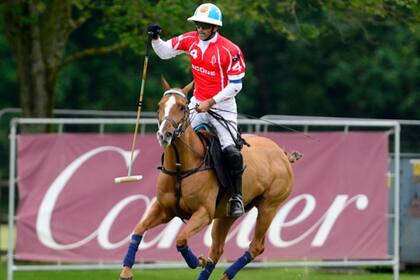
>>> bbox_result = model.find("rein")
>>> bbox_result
[209,107,320,143]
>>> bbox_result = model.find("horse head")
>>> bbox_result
[157,77,194,147]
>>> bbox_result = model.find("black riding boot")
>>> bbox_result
[223,145,245,217]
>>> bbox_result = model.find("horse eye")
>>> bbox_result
[180,106,185,111]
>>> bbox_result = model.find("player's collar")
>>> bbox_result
[200,32,218,43]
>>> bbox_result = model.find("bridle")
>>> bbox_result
[158,89,190,142]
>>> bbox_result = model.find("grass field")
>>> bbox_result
[1,260,420,280]
[1,226,419,280]
[1,224,9,252]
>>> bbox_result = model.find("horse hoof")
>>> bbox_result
[198,255,207,268]
[220,274,230,280]
[120,266,133,280]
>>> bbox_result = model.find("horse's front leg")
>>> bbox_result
[197,217,237,280]
[119,200,173,280]
[175,207,212,269]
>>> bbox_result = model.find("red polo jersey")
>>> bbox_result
[170,32,246,101]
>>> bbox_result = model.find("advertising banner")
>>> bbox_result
[16,132,388,262]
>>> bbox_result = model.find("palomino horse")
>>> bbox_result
[119,80,297,280]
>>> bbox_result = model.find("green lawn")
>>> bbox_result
[0,224,9,252]
[1,261,419,280]
[1,225,418,280]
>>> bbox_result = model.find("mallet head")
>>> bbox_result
[114,175,143,184]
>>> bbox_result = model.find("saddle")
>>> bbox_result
[195,127,232,190]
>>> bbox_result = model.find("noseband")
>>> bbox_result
[158,90,190,140]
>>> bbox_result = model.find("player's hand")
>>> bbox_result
[196,99,215,112]
[147,23,161,39]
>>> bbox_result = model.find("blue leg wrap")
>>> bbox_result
[122,234,142,268]
[176,245,199,269]
[224,251,253,279]
[197,261,216,280]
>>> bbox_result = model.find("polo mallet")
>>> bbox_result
[114,37,152,184]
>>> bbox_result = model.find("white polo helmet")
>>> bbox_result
[187,3,223,27]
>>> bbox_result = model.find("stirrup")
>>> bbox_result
[228,197,245,217]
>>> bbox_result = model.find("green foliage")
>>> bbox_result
[0,25,18,108]
[2,0,414,119]
[1,0,420,121]
[92,0,198,55]
[324,24,420,119]
[0,19,18,181]
[2,0,420,116]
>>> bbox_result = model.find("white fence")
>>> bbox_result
[7,116,400,280]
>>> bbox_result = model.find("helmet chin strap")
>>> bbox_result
[202,26,217,41]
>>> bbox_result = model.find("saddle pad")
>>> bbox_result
[196,130,231,190]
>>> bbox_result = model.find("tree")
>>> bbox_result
[3,0,87,119]
[0,0,193,123]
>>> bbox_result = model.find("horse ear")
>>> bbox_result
[182,81,194,95]
[161,76,171,91]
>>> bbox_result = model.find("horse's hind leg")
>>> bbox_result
[222,200,281,280]
[119,200,173,280]
[197,217,236,280]
[175,207,212,269]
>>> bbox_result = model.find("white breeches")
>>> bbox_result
[188,96,238,150]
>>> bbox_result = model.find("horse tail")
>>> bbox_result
[287,151,303,163]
